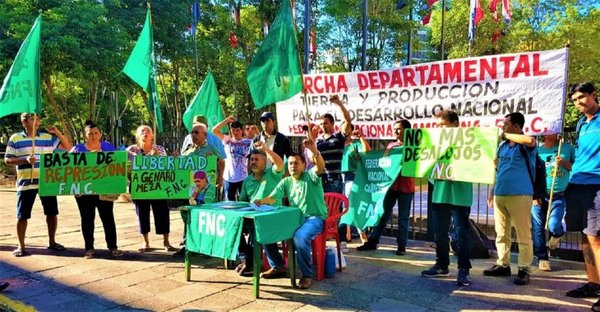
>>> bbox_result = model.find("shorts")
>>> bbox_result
[565,183,600,236]
[16,189,59,220]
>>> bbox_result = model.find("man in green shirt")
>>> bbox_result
[421,110,474,287]
[235,142,284,276]
[255,139,327,289]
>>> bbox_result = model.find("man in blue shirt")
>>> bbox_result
[485,112,537,285]
[563,83,600,311]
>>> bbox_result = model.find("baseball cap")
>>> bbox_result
[193,170,207,180]
[259,112,276,122]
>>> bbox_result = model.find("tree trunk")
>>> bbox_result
[88,81,98,121]
[43,76,74,144]
[173,62,181,136]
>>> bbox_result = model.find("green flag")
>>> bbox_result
[182,71,224,132]
[340,148,404,230]
[123,9,163,132]
[0,15,42,118]
[246,0,303,109]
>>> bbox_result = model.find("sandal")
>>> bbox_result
[12,248,28,257]
[47,243,66,251]
[84,249,95,259]
[164,245,178,252]
[110,249,123,257]
[138,246,151,253]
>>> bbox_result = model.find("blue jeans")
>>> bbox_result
[264,216,324,278]
[531,194,566,260]
[224,180,243,201]
[369,190,413,249]
[431,203,472,270]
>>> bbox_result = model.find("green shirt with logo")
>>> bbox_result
[269,168,327,219]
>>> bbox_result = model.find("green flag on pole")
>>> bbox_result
[0,15,42,118]
[246,0,303,109]
[182,71,224,132]
[123,9,163,132]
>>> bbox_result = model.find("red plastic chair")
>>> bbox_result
[312,192,349,281]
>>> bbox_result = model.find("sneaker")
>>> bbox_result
[538,259,551,271]
[260,267,286,279]
[513,269,530,285]
[341,242,349,253]
[172,247,185,257]
[483,265,511,276]
[456,268,470,286]
[0,282,9,292]
[566,282,600,298]
[84,249,95,259]
[421,265,450,278]
[548,236,561,250]
[395,247,406,256]
[593,298,600,312]
[356,242,377,251]
[298,277,312,289]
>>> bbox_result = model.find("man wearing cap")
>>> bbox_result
[235,141,284,275]
[4,113,72,257]
[180,115,226,158]
[189,170,216,205]
[254,112,291,165]
[212,116,253,201]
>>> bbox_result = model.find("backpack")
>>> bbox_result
[518,144,547,200]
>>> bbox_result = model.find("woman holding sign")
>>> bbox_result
[71,120,122,259]
[126,125,177,253]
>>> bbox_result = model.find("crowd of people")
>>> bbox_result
[4,82,600,305]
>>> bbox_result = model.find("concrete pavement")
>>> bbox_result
[0,187,595,311]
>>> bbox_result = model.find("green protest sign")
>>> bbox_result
[401,127,498,184]
[39,151,128,196]
[130,155,217,200]
[340,148,403,230]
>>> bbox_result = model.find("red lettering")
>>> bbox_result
[464,60,477,82]
[530,116,543,133]
[313,76,323,93]
[427,64,442,85]
[415,65,428,85]
[499,56,516,78]
[324,75,336,93]
[512,55,531,78]
[304,76,314,93]
[532,53,549,76]
[368,72,380,89]
[443,62,462,83]
[357,73,369,90]
[390,69,403,88]
[480,58,497,80]
[402,68,416,87]
[379,71,391,89]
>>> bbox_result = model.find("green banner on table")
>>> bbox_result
[340,148,403,230]
[401,127,498,184]
[130,155,217,200]
[187,207,245,260]
[39,151,127,196]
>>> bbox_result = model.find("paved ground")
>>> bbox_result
[0,187,595,311]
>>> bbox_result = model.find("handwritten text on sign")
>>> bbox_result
[40,151,128,196]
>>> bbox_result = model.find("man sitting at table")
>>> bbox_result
[254,138,327,290]
[235,141,285,276]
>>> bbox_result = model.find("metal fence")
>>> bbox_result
[157,129,583,261]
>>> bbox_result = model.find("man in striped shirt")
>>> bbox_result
[4,113,72,257]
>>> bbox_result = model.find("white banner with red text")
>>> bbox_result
[276,48,568,139]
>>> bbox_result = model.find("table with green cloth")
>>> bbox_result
[181,202,303,298]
